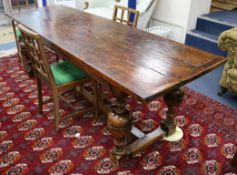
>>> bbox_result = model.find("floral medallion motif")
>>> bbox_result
[159,108,168,119]
[2,98,20,107]
[132,111,143,123]
[17,119,38,131]
[167,139,187,152]
[83,146,106,160]
[47,109,66,120]
[95,158,116,174]
[72,136,94,149]
[223,118,235,126]
[18,80,34,88]
[175,115,188,127]
[15,75,28,83]
[62,125,83,138]
[0,140,13,154]
[0,82,7,87]
[0,86,10,95]
[3,163,29,175]
[148,100,161,111]
[28,91,37,99]
[102,126,111,136]
[203,133,220,148]
[0,151,20,168]
[140,151,162,170]
[22,84,37,93]
[0,131,7,140]
[6,66,20,74]
[32,137,54,151]
[12,112,31,123]
[221,143,236,159]
[6,104,25,115]
[214,113,224,120]
[116,171,132,175]
[186,98,197,105]
[188,123,203,137]
[24,128,45,141]
[201,160,220,175]
[33,96,50,105]
[183,148,202,164]
[42,103,55,112]
[48,160,74,175]
[10,71,25,78]
[59,118,73,129]
[40,147,63,163]
[139,119,158,132]
[0,92,15,101]
[203,107,214,115]
[156,165,180,175]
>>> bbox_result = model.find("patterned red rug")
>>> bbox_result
[0,55,236,175]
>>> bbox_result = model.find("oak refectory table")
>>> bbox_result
[6,5,226,167]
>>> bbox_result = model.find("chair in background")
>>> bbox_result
[10,0,38,11]
[83,0,159,29]
[218,27,237,96]
[17,24,99,132]
[112,5,139,28]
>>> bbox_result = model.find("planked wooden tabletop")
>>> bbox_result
[6,5,226,101]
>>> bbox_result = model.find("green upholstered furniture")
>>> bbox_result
[218,28,237,95]
[16,29,22,38]
[17,24,98,132]
[51,60,88,86]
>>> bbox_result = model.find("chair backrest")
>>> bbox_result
[112,5,139,28]
[11,0,38,11]
[17,25,54,85]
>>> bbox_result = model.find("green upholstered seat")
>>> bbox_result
[16,29,22,38]
[50,60,88,86]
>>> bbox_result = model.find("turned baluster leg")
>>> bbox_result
[161,88,185,136]
[107,88,131,167]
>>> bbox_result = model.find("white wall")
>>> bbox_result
[151,0,211,43]
[187,0,212,30]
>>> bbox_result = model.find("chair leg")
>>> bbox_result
[94,81,102,121]
[53,91,60,132]
[36,78,43,114]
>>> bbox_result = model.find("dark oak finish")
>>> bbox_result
[5,5,225,102]
[6,6,226,166]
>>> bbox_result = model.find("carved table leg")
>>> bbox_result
[161,88,185,140]
[107,88,131,167]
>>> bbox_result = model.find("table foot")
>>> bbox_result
[162,126,183,141]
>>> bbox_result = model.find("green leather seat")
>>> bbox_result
[16,29,22,38]
[50,60,88,86]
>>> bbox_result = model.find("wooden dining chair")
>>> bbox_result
[112,5,140,28]
[12,20,60,77]
[17,24,99,132]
